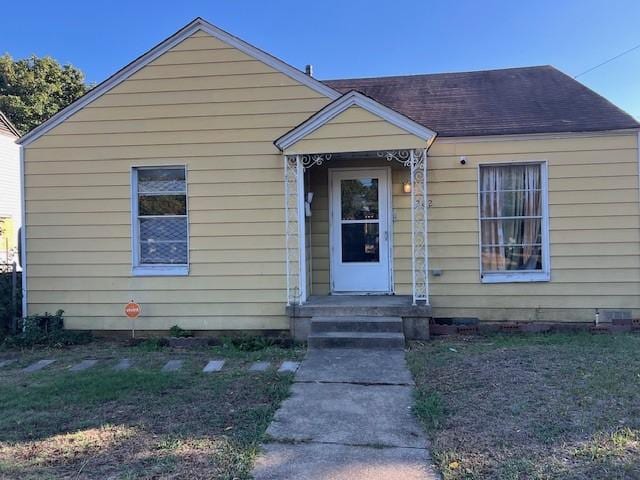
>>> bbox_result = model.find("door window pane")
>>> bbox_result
[342,223,379,263]
[341,178,379,220]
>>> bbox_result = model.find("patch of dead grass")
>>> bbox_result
[408,333,640,480]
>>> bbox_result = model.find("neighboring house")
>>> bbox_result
[0,111,20,265]
[17,18,640,337]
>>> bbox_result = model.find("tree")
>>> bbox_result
[0,54,90,134]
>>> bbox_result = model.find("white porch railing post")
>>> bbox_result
[422,148,429,305]
[410,149,429,305]
[296,155,307,303]
[410,150,417,305]
[377,149,429,304]
[284,155,300,305]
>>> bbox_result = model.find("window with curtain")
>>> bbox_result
[132,166,188,275]
[479,163,549,282]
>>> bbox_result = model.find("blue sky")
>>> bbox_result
[3,0,639,118]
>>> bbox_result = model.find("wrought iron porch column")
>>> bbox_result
[410,149,429,305]
[284,155,302,305]
[377,149,430,304]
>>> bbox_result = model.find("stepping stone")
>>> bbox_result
[278,361,300,373]
[24,359,55,373]
[0,359,17,368]
[70,359,98,372]
[113,358,131,371]
[161,360,183,372]
[249,361,271,372]
[203,360,225,373]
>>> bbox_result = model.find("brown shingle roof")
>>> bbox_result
[0,111,19,137]
[323,66,639,137]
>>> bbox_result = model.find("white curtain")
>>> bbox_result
[480,164,542,272]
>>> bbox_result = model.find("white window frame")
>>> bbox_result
[477,160,551,284]
[131,165,189,276]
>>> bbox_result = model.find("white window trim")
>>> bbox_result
[477,160,551,284]
[131,165,190,276]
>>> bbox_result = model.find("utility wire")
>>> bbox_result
[574,42,640,79]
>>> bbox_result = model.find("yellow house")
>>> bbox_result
[17,18,640,340]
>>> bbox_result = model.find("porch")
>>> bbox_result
[274,91,437,344]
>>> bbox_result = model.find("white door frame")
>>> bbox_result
[328,166,394,294]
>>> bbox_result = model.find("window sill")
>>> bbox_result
[481,272,550,284]
[132,265,189,277]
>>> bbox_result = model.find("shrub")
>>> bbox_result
[225,335,278,352]
[0,264,21,335]
[169,325,193,338]
[2,310,92,349]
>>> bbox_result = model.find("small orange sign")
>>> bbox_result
[125,301,141,319]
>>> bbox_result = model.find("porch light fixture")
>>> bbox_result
[402,181,411,194]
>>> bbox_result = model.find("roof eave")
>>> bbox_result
[0,111,20,137]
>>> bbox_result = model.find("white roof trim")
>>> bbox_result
[275,90,437,151]
[18,17,340,146]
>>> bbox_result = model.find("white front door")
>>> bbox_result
[330,168,392,293]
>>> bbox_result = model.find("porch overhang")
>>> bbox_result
[274,90,437,155]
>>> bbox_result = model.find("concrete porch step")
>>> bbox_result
[308,331,405,349]
[311,316,403,334]
[287,296,431,318]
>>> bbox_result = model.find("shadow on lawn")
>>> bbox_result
[0,367,293,479]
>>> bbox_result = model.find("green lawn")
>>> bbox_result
[0,341,303,479]
[408,333,640,480]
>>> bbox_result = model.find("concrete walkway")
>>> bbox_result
[252,349,440,480]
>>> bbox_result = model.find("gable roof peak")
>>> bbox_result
[275,89,436,151]
[18,17,339,146]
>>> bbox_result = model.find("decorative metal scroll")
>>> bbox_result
[299,153,333,169]
[284,149,429,305]
[409,149,429,304]
[378,149,429,304]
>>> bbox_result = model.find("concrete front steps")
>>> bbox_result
[308,316,405,349]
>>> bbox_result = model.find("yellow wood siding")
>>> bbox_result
[23,27,640,328]
[426,133,640,321]
[284,106,428,154]
[24,30,333,330]
[309,133,640,322]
